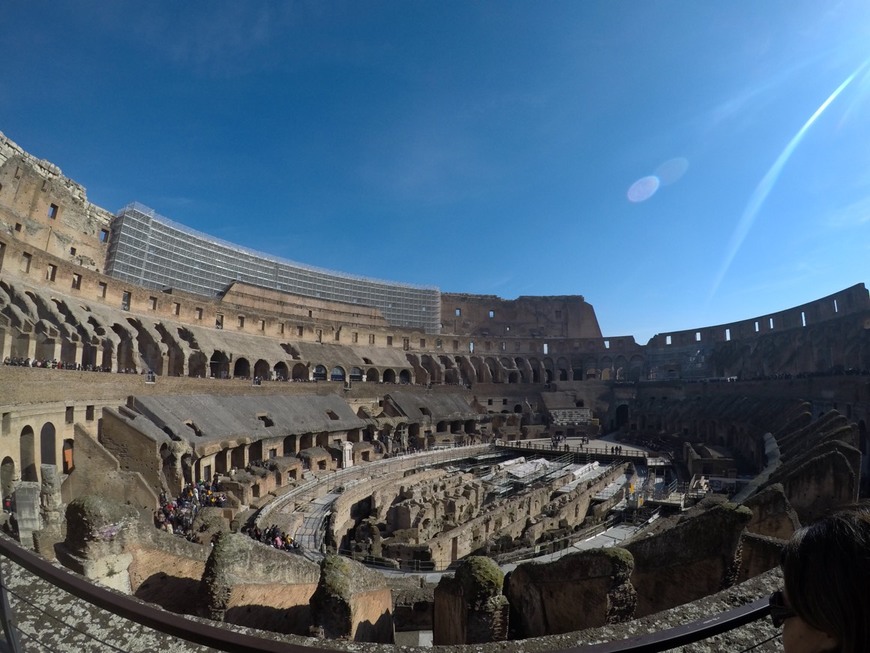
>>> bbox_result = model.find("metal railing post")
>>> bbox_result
[0,561,22,653]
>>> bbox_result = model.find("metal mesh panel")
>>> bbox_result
[105,203,442,333]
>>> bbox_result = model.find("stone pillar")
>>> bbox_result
[25,334,37,361]
[12,482,41,549]
[434,556,508,645]
[342,441,353,468]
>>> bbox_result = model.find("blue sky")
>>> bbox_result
[2,2,869,343]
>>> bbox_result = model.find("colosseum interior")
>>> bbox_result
[0,129,868,651]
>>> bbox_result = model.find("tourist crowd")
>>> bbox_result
[154,479,228,539]
[242,523,302,553]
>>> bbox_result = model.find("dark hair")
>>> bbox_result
[780,504,870,653]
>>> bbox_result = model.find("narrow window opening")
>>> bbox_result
[695,332,701,342]
[769,317,774,329]
[833,299,839,313]
[121,291,131,311]
[195,307,203,320]
[489,310,495,319]
[666,335,672,345]
[100,229,109,243]
[725,328,731,341]
[455,308,461,317]
[543,343,549,355]
[604,339,610,349]
[71,273,82,290]
[48,204,59,219]
[45,264,57,282]
[149,296,157,310]
[801,311,807,327]
[21,252,32,273]
[98,281,107,298]
[754,321,759,333]
[69,247,76,256]
[173,302,181,316]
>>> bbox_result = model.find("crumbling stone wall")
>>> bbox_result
[200,531,320,635]
[505,547,635,637]
[309,554,394,643]
[434,556,508,645]
[624,498,752,617]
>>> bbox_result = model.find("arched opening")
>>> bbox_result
[313,364,328,381]
[366,368,380,383]
[254,359,270,379]
[349,367,363,382]
[383,368,396,383]
[273,361,289,381]
[291,363,309,381]
[209,351,230,379]
[399,369,411,384]
[233,357,251,378]
[330,366,346,382]
[40,422,56,466]
[20,426,37,482]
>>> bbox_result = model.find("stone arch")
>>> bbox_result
[485,357,503,383]
[273,361,289,381]
[399,369,411,384]
[127,318,164,374]
[313,364,328,381]
[292,363,309,381]
[1,457,15,498]
[383,368,396,383]
[233,357,251,378]
[349,367,363,382]
[528,357,542,383]
[111,324,137,372]
[366,368,380,383]
[20,426,37,482]
[421,355,442,384]
[254,359,270,379]
[514,357,531,383]
[331,366,346,382]
[81,340,99,369]
[210,351,230,379]
[40,422,56,466]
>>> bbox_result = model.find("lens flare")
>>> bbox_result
[627,175,660,202]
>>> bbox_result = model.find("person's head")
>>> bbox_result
[776,504,870,653]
